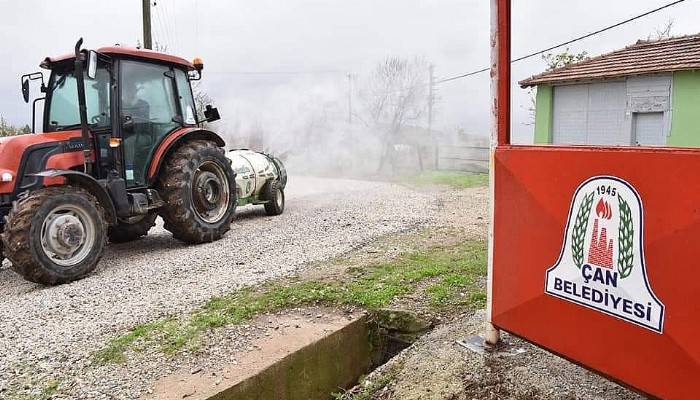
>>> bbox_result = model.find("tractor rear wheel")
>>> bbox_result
[263,180,285,216]
[158,140,236,244]
[1,186,107,285]
[108,213,158,243]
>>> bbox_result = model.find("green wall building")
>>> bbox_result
[520,35,700,147]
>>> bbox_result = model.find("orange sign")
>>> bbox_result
[491,146,700,399]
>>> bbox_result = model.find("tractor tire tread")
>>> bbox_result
[158,140,235,244]
[1,186,106,285]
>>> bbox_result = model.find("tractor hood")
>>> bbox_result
[0,131,81,194]
[0,135,18,146]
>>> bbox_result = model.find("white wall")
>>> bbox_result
[551,74,671,146]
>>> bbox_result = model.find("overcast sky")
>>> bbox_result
[1,0,699,143]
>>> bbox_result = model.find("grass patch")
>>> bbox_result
[426,272,482,307]
[95,240,487,364]
[38,381,59,400]
[7,379,60,400]
[403,170,488,189]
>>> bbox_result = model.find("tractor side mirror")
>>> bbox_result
[22,78,29,103]
[21,72,46,104]
[204,105,220,122]
[87,50,98,80]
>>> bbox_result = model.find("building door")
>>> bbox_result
[552,85,588,145]
[633,112,665,146]
[552,81,627,145]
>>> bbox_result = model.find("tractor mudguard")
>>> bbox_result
[147,128,226,184]
[30,169,117,224]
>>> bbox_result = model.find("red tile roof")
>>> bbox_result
[519,34,700,87]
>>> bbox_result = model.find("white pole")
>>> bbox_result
[485,0,502,347]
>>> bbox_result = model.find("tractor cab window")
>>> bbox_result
[46,66,111,131]
[175,69,197,125]
[120,60,179,187]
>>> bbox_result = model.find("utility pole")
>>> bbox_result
[142,0,153,49]
[347,73,353,125]
[428,64,437,169]
[428,64,435,135]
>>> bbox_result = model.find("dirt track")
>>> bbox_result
[0,176,438,399]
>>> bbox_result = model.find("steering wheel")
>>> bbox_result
[91,114,107,125]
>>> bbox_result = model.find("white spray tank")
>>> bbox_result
[227,149,287,202]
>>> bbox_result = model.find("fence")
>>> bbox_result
[435,144,489,173]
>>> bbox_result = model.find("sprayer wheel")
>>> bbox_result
[263,180,285,216]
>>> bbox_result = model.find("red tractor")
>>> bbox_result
[0,39,236,285]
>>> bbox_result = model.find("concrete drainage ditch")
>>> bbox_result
[144,308,433,400]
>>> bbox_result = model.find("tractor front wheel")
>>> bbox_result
[158,140,236,243]
[1,186,107,285]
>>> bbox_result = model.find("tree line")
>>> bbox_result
[0,116,30,137]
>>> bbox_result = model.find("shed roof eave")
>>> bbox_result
[520,69,699,88]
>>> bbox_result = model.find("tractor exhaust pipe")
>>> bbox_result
[73,38,92,175]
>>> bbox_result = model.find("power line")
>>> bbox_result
[194,0,199,49]
[161,0,180,52]
[436,0,687,84]
[207,70,347,75]
[152,2,170,50]
[152,3,167,49]
[436,67,490,84]
[152,0,177,52]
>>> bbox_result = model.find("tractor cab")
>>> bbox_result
[0,39,235,285]
[25,41,218,188]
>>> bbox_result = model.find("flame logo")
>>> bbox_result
[595,198,612,220]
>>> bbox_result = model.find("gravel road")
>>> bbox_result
[0,176,439,399]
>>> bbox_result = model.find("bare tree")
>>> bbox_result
[523,87,538,127]
[648,18,674,41]
[191,81,214,123]
[247,119,265,151]
[361,56,428,174]
[526,48,588,125]
[542,47,589,71]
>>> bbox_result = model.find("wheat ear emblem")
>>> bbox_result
[571,191,595,268]
[617,194,634,278]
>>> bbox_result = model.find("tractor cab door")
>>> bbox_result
[119,60,195,187]
[44,61,113,179]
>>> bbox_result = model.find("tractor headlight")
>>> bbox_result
[1,172,13,182]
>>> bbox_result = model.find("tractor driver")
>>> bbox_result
[121,81,150,124]
[121,81,151,184]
